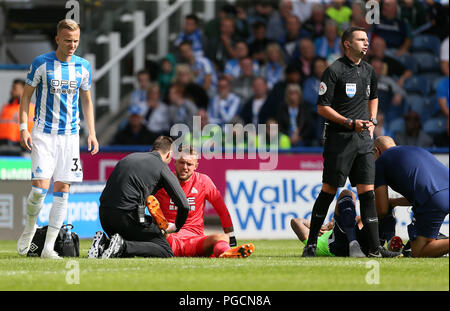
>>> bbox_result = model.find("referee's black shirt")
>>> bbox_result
[100,151,190,230]
[317,55,378,131]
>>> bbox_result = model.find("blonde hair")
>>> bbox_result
[173,64,195,83]
[266,43,285,66]
[57,19,80,34]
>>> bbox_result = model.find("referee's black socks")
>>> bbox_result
[306,191,335,246]
[359,190,380,253]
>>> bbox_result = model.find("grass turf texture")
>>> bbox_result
[0,239,448,291]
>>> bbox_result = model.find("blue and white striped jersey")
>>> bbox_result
[208,92,241,125]
[26,51,91,135]
[191,56,218,93]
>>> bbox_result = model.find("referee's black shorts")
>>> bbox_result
[322,129,375,188]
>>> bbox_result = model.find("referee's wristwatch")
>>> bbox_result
[344,118,354,130]
[369,118,378,126]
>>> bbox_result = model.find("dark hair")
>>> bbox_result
[12,79,25,86]
[185,14,199,24]
[136,69,150,78]
[341,26,366,48]
[152,136,174,153]
[179,39,193,48]
[285,64,301,75]
[220,4,237,16]
[369,56,384,64]
[251,21,266,30]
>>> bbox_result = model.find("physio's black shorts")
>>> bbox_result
[322,130,375,187]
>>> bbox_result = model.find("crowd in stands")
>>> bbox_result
[1,0,449,153]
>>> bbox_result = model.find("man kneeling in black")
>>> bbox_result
[90,136,190,258]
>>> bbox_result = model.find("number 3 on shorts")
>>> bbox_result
[71,158,82,172]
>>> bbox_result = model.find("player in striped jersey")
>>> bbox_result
[17,19,99,259]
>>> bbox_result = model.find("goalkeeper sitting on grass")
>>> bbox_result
[152,145,254,258]
[291,190,402,258]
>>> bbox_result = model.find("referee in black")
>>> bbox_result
[98,136,190,258]
[302,27,384,257]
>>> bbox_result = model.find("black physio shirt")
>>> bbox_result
[318,55,378,131]
[99,151,190,230]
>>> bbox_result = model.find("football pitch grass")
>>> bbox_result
[0,239,448,291]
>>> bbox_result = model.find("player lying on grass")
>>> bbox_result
[291,190,402,257]
[374,136,449,258]
[151,145,254,258]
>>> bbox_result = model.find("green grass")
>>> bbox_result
[0,240,448,291]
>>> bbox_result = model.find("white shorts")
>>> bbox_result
[30,129,83,183]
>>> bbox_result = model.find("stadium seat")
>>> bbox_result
[405,94,427,115]
[412,52,441,73]
[393,53,418,73]
[405,94,439,122]
[412,34,441,57]
[423,117,447,135]
[403,75,431,96]
[389,118,405,134]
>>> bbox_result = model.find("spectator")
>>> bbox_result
[157,54,176,100]
[303,3,327,40]
[257,117,291,150]
[372,0,412,56]
[276,83,316,146]
[373,110,394,139]
[0,79,34,153]
[248,21,271,64]
[239,77,270,127]
[174,14,204,57]
[289,38,316,81]
[399,0,427,31]
[143,83,170,138]
[441,36,449,77]
[130,69,151,112]
[204,3,237,40]
[230,57,257,103]
[183,108,221,148]
[112,105,154,145]
[224,40,259,80]
[436,76,449,118]
[291,0,315,23]
[394,111,433,147]
[262,65,302,123]
[172,64,209,110]
[167,83,198,131]
[325,0,352,34]
[247,0,275,26]
[234,3,251,40]
[267,0,294,42]
[368,36,413,87]
[204,16,239,72]
[303,57,328,111]
[370,57,407,123]
[179,40,218,96]
[280,15,312,60]
[209,77,241,126]
[423,0,449,40]
[261,43,285,90]
[223,116,253,150]
[349,0,370,31]
[314,19,342,62]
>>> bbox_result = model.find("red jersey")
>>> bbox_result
[155,171,233,236]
